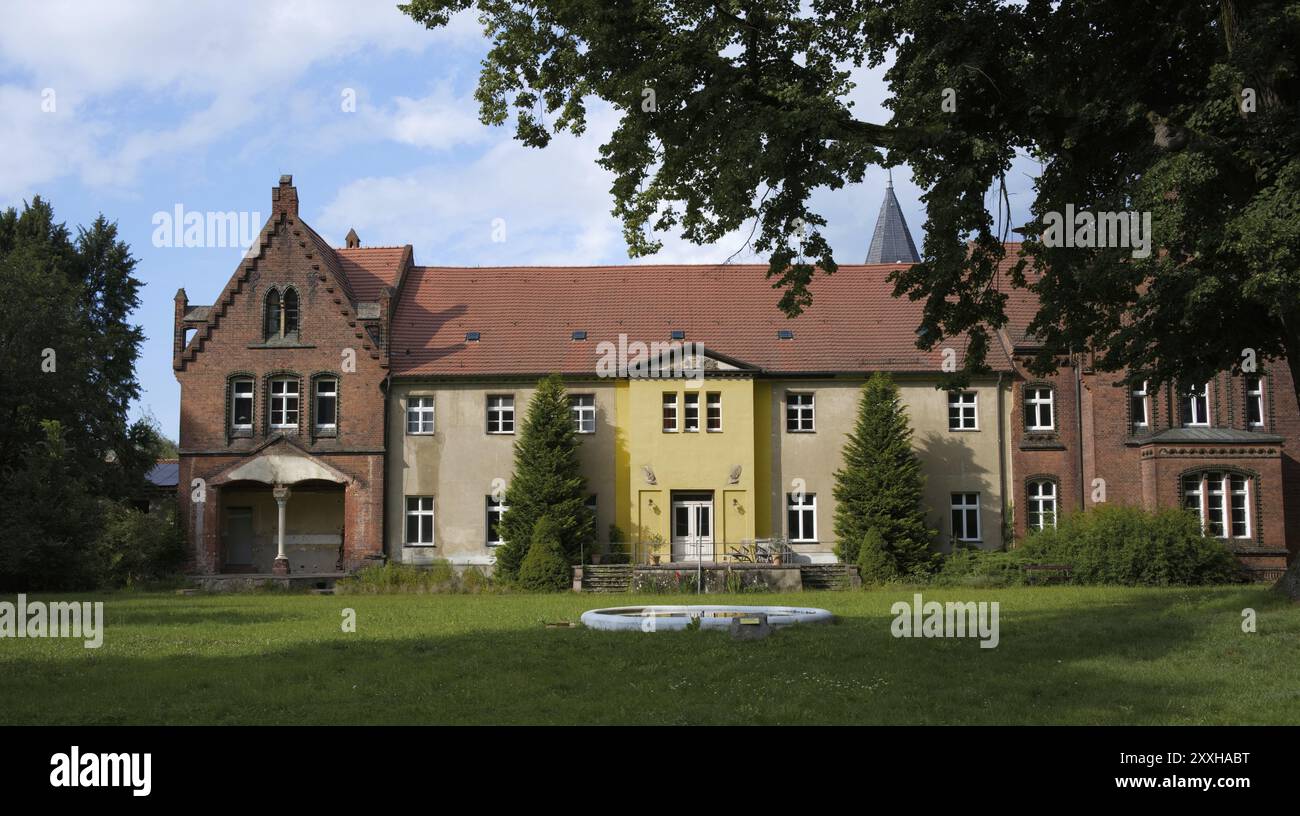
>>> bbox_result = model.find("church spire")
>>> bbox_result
[865,173,920,264]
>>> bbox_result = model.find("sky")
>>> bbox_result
[0,0,1036,439]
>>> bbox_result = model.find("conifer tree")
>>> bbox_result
[833,373,934,574]
[517,515,571,592]
[495,374,594,581]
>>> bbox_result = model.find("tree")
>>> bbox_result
[400,1,1300,596]
[496,374,595,581]
[517,515,572,592]
[0,198,148,590]
[833,373,934,573]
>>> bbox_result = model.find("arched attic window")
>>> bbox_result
[264,287,300,340]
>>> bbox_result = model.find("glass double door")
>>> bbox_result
[671,492,714,561]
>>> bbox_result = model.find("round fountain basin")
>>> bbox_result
[580,604,834,632]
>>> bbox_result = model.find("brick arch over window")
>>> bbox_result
[225,371,257,444]
[1176,466,1263,545]
[1024,474,1061,531]
[262,370,303,436]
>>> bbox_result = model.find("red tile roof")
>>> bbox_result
[991,243,1045,348]
[336,246,408,302]
[390,263,1016,377]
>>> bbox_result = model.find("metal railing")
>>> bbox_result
[610,537,796,565]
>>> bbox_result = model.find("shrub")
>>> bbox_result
[335,561,495,594]
[95,501,186,588]
[1017,505,1242,585]
[932,547,1028,587]
[856,528,898,585]
[517,516,572,592]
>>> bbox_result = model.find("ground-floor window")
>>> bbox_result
[951,492,981,542]
[1182,471,1251,539]
[485,495,507,546]
[787,492,817,542]
[1027,479,1057,531]
[405,496,435,546]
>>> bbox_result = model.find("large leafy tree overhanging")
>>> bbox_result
[401,0,1300,592]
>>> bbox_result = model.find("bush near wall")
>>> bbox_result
[94,501,187,589]
[1017,505,1243,586]
[335,562,498,594]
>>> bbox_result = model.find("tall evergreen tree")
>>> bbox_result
[833,373,934,574]
[495,374,595,581]
[0,198,149,590]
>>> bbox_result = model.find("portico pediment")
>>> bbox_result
[210,437,351,486]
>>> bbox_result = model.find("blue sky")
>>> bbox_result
[0,1,1035,439]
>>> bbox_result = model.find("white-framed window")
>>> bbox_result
[1026,386,1055,431]
[787,492,817,542]
[405,496,435,546]
[1245,376,1264,428]
[1027,480,1057,531]
[314,378,338,431]
[1183,471,1251,540]
[1130,380,1149,430]
[706,392,722,432]
[1181,382,1211,427]
[231,377,254,431]
[786,392,815,432]
[948,391,978,431]
[406,396,434,434]
[269,377,299,430]
[487,395,515,434]
[486,495,508,546]
[683,392,700,432]
[662,392,678,432]
[951,493,981,542]
[570,394,596,434]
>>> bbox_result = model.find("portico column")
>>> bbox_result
[272,483,291,575]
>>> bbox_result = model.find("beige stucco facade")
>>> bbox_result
[386,372,1013,569]
[759,376,1013,556]
[386,379,617,566]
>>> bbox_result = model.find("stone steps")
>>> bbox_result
[800,564,860,590]
[582,565,633,593]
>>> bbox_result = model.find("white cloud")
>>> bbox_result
[0,0,481,201]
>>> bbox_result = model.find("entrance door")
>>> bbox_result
[224,507,254,567]
[671,493,713,561]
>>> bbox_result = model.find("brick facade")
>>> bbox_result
[172,178,1300,579]
[173,177,402,574]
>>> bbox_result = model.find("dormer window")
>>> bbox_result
[264,287,299,340]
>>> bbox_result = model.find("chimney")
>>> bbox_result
[345,228,360,249]
[173,288,188,370]
[271,174,298,218]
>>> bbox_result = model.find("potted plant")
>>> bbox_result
[647,533,665,565]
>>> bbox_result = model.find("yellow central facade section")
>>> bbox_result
[615,376,762,560]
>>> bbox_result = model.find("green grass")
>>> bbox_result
[2,586,1298,724]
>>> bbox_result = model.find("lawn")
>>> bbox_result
[2,586,1298,725]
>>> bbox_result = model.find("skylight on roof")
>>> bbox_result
[465,331,481,342]
[572,330,587,340]
[777,330,794,340]
[670,330,685,340]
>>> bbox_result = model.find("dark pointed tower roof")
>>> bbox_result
[865,174,920,264]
